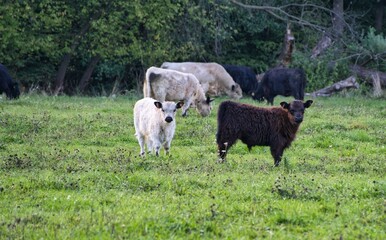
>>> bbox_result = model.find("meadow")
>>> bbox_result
[0,94,385,239]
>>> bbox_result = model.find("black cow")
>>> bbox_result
[221,64,259,98]
[0,64,20,99]
[254,68,306,105]
[216,99,313,166]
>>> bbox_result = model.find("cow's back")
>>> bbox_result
[261,68,306,103]
[217,101,282,146]
[222,64,258,94]
[134,98,161,134]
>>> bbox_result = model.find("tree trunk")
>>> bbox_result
[375,0,385,33]
[278,23,295,67]
[309,76,359,97]
[77,55,101,93]
[332,0,344,37]
[53,19,95,95]
[372,72,383,97]
[311,35,332,59]
[53,53,71,95]
[311,0,344,59]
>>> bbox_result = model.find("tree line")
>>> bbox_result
[1,0,385,96]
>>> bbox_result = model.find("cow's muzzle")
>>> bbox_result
[294,117,303,123]
[165,117,173,123]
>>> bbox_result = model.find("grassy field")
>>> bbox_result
[0,94,385,239]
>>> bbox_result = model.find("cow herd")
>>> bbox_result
[134,62,313,166]
[0,61,312,165]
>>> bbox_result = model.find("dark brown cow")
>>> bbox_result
[216,99,313,166]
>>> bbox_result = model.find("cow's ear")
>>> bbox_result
[154,101,162,109]
[280,101,290,109]
[304,100,313,108]
[206,96,214,104]
[176,101,184,109]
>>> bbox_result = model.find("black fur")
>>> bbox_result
[0,64,20,99]
[255,68,306,105]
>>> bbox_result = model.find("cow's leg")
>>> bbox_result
[4,86,12,99]
[217,139,236,163]
[270,145,285,166]
[299,91,304,100]
[136,134,146,156]
[151,138,162,157]
[163,141,171,155]
[147,139,153,155]
[267,96,274,105]
[181,98,192,117]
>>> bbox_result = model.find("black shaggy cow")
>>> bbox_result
[254,68,306,105]
[216,99,313,166]
[221,64,259,98]
[0,64,20,99]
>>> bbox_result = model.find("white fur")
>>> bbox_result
[143,66,211,117]
[161,62,243,99]
[134,97,182,156]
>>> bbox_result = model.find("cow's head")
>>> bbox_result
[154,100,184,123]
[252,85,264,102]
[10,82,20,99]
[226,83,242,100]
[280,100,313,124]
[195,96,214,117]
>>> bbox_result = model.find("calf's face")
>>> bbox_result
[154,101,184,123]
[280,100,313,123]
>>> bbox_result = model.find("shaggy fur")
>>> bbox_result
[161,62,243,100]
[216,99,313,166]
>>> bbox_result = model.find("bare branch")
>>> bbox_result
[230,0,354,36]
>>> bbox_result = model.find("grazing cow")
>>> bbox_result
[134,97,183,156]
[143,66,212,117]
[221,64,259,97]
[161,62,243,100]
[216,99,313,166]
[254,68,306,105]
[0,64,20,99]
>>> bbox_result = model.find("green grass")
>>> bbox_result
[0,94,385,239]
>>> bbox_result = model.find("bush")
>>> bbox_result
[291,51,350,92]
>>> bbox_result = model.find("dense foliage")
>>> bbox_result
[0,0,385,95]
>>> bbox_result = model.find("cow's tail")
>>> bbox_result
[144,71,159,98]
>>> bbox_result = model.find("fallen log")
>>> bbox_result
[349,65,386,87]
[308,76,359,97]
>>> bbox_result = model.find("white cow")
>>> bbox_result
[161,62,243,99]
[134,97,183,156]
[143,66,212,117]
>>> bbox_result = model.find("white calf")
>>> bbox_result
[144,66,212,117]
[134,97,183,156]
